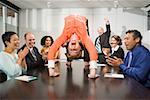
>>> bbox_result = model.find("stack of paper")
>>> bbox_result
[15,75,37,82]
[104,73,124,79]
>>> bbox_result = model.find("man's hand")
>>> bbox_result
[106,56,123,67]
[104,17,109,24]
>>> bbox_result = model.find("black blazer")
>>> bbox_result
[111,46,124,60]
[18,44,44,71]
[95,24,111,48]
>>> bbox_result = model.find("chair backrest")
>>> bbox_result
[0,70,7,83]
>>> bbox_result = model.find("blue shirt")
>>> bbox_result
[120,45,150,88]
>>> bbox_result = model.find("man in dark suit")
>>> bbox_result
[95,18,111,63]
[18,32,44,75]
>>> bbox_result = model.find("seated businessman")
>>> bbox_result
[106,30,150,88]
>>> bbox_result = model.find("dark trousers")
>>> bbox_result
[97,53,107,64]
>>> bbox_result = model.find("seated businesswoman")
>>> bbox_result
[108,35,124,73]
[41,35,59,64]
[0,31,28,80]
[110,35,124,60]
[107,30,150,88]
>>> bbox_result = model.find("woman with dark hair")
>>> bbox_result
[108,35,124,73]
[41,36,59,63]
[41,36,54,47]
[0,31,28,80]
[110,35,124,60]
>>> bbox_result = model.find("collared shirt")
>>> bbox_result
[111,45,119,54]
[120,45,150,87]
[30,48,37,61]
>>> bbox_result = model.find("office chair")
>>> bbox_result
[0,70,7,83]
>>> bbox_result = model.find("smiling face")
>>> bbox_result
[25,33,35,48]
[97,27,104,36]
[110,37,118,48]
[68,40,81,57]
[124,32,139,50]
[67,33,81,57]
[6,34,20,50]
[45,37,52,47]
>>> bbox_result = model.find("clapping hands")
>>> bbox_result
[18,47,29,60]
[106,56,123,67]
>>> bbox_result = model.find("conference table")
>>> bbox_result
[0,60,149,100]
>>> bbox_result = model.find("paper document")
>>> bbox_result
[104,73,124,79]
[15,75,37,82]
[97,63,106,67]
[55,59,67,62]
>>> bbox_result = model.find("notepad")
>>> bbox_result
[104,73,124,79]
[15,75,37,82]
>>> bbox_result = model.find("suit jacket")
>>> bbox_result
[120,45,150,88]
[18,44,44,71]
[111,47,124,60]
[95,24,111,48]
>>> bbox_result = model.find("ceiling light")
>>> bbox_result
[114,0,119,8]
[47,1,51,8]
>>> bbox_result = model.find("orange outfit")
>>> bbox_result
[48,15,98,68]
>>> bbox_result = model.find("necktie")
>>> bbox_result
[96,37,102,53]
[31,49,37,61]
[127,51,132,68]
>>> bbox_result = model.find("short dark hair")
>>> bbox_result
[24,32,29,40]
[40,36,54,46]
[126,30,143,44]
[111,35,122,45]
[2,31,17,47]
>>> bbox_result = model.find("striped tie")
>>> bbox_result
[96,37,102,53]
[31,49,37,61]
